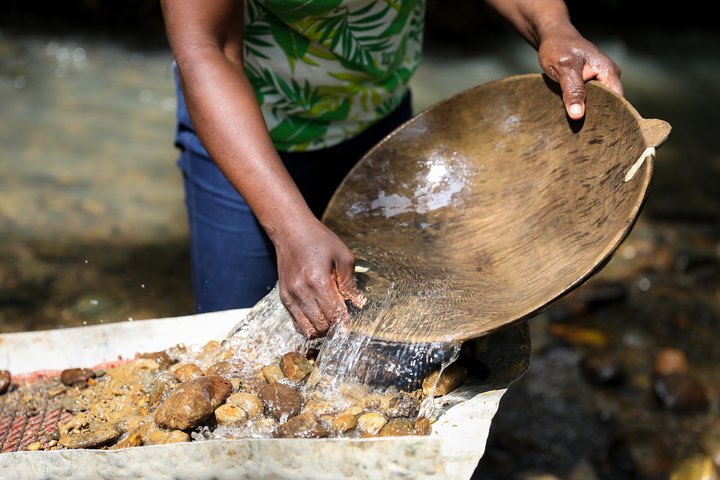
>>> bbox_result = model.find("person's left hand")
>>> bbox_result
[538,27,623,120]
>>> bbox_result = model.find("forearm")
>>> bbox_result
[485,0,577,48]
[162,0,315,243]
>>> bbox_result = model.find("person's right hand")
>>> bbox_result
[273,217,367,338]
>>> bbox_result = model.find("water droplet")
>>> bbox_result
[56,46,70,63]
[127,317,134,322]
[638,277,651,291]
[140,284,146,289]
[622,246,636,260]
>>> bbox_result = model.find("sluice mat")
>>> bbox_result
[0,380,72,453]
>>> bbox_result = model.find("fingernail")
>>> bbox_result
[569,104,583,118]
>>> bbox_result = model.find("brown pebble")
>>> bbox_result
[205,361,244,378]
[140,351,173,370]
[378,418,417,437]
[415,417,432,436]
[155,376,232,430]
[357,412,387,437]
[146,429,190,445]
[653,374,709,413]
[226,392,264,418]
[0,370,12,395]
[275,413,327,438]
[26,441,42,451]
[258,383,302,421]
[280,352,313,382]
[174,364,204,383]
[422,364,467,397]
[59,423,124,449]
[214,403,248,425]
[60,368,96,388]
[330,412,358,435]
[654,348,689,377]
[262,364,285,383]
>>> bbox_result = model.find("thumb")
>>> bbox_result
[335,257,367,309]
[556,63,587,120]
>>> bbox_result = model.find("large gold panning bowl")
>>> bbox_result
[323,74,671,344]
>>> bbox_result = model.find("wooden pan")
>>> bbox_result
[323,74,671,343]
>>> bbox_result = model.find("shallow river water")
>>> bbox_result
[1,18,718,480]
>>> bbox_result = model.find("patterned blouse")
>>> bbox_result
[244,0,425,151]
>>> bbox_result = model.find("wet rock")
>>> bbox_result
[258,383,302,421]
[701,423,720,467]
[59,422,124,449]
[140,351,173,370]
[60,368,96,388]
[356,412,387,437]
[378,418,417,437]
[174,364,204,383]
[579,351,625,386]
[226,392,264,418]
[329,412,358,435]
[383,393,421,418]
[422,364,467,397]
[414,417,432,436]
[653,374,709,413]
[214,403,248,425]
[654,348,689,376]
[146,429,190,445]
[280,352,313,382]
[670,455,719,480]
[148,373,179,405]
[607,430,675,477]
[205,361,244,378]
[275,413,327,438]
[0,370,12,394]
[154,376,232,430]
[262,364,285,383]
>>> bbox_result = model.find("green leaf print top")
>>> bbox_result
[244,0,425,152]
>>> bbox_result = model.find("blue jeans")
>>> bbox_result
[174,71,412,313]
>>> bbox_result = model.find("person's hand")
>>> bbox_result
[537,27,623,120]
[274,217,366,338]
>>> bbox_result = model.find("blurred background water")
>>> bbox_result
[1,1,718,478]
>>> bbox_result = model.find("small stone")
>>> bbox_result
[114,432,143,449]
[146,429,190,445]
[670,455,719,480]
[422,364,467,397]
[654,348,689,377]
[0,370,12,395]
[415,417,432,436]
[154,376,232,430]
[140,351,173,370]
[384,393,421,418]
[26,441,42,451]
[702,423,720,467]
[329,412,358,435]
[280,352,313,382]
[174,364,204,383]
[378,418,417,437]
[356,412,387,437]
[59,422,124,449]
[148,373,179,406]
[215,403,248,425]
[205,361,244,378]
[262,364,285,383]
[653,374,709,413]
[226,392,264,418]
[60,368,96,388]
[579,351,625,386]
[275,413,327,438]
[258,383,302,421]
